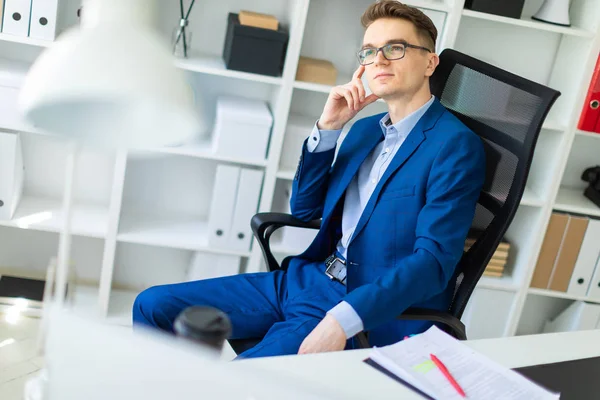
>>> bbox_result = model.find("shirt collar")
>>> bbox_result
[379,95,435,138]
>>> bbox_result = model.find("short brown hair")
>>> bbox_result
[361,1,437,52]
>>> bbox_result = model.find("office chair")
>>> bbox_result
[226,48,561,355]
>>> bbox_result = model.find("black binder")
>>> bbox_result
[514,356,600,400]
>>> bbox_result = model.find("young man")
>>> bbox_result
[132,1,485,358]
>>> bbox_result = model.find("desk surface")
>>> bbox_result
[244,329,600,399]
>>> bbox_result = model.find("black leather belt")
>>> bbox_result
[324,253,347,286]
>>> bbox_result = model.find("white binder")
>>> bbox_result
[186,252,241,281]
[0,131,24,220]
[2,0,32,37]
[228,168,264,251]
[543,301,600,333]
[587,253,600,300]
[567,219,600,297]
[29,0,59,41]
[207,164,240,248]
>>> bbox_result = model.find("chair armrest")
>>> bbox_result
[353,307,466,349]
[250,212,320,272]
[396,308,466,340]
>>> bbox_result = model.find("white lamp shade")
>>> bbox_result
[19,1,203,149]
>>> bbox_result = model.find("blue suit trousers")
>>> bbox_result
[132,261,346,358]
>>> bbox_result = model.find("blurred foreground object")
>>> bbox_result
[29,308,344,400]
[19,0,202,150]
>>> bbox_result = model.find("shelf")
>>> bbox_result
[527,287,600,304]
[576,130,600,139]
[0,33,52,48]
[276,169,296,180]
[158,138,268,167]
[553,187,600,217]
[477,276,520,292]
[117,215,251,257]
[293,79,335,94]
[542,119,566,132]
[404,0,450,12]
[520,186,544,207]
[0,196,109,238]
[461,9,595,38]
[174,55,282,85]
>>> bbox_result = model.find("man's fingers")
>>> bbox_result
[350,85,360,110]
[363,93,380,106]
[342,89,355,111]
[352,64,365,81]
[354,80,366,102]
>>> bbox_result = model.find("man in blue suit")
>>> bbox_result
[133,0,485,358]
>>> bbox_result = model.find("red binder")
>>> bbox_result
[578,54,600,133]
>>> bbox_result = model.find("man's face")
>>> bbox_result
[361,18,437,100]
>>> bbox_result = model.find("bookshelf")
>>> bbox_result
[1,0,600,340]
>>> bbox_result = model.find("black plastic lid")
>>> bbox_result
[174,306,232,343]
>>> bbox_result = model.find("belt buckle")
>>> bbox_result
[325,254,346,283]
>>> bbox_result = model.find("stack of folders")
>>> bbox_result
[207,164,265,252]
[530,212,600,299]
[464,238,510,278]
[1,0,61,41]
[364,326,559,399]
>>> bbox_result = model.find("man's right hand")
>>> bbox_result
[317,65,380,131]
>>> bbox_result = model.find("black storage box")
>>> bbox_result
[223,12,289,77]
[464,0,526,19]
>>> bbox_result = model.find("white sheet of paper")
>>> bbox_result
[369,326,560,400]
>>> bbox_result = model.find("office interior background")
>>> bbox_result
[1,0,600,396]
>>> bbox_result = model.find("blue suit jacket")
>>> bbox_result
[286,98,486,346]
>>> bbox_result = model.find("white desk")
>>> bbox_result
[243,329,600,399]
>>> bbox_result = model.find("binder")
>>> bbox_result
[2,0,32,37]
[548,215,588,292]
[186,252,241,281]
[29,0,59,41]
[207,165,240,248]
[587,254,600,300]
[0,131,24,220]
[578,53,600,133]
[567,218,600,297]
[228,168,264,251]
[543,301,600,333]
[530,213,569,289]
[0,1,4,31]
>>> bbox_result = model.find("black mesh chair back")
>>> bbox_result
[431,49,560,321]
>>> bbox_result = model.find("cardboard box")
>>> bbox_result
[296,56,338,86]
[239,10,278,31]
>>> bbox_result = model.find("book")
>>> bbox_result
[364,326,559,399]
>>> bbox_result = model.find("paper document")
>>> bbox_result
[366,326,559,400]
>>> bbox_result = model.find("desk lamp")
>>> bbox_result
[18,0,201,311]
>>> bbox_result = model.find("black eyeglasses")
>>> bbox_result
[357,41,432,65]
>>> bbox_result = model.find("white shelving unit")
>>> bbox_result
[1,0,600,338]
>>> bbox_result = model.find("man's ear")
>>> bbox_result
[425,53,440,77]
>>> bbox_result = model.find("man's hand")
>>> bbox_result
[298,314,347,355]
[317,65,380,131]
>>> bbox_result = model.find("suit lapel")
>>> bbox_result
[349,99,446,243]
[323,123,384,219]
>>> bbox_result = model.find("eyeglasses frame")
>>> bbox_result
[357,41,433,65]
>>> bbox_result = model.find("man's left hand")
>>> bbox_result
[298,314,347,354]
